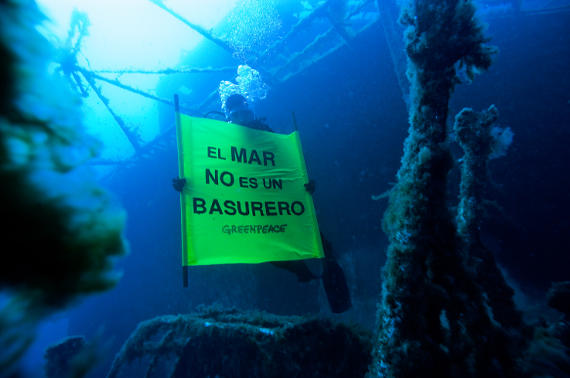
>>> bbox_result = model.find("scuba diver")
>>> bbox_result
[173,93,351,313]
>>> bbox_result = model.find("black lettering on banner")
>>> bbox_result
[221,224,288,235]
[230,146,276,166]
[193,200,305,216]
[278,201,290,215]
[251,201,264,216]
[224,200,236,215]
[248,150,261,165]
[239,176,249,188]
[263,178,283,190]
[265,201,277,216]
[205,169,234,187]
[193,197,206,214]
[205,168,217,185]
[207,146,216,158]
[291,201,305,215]
[231,146,247,163]
[237,201,249,216]
[209,199,223,215]
[249,178,258,188]
[220,171,234,186]
[262,151,275,166]
[207,147,226,160]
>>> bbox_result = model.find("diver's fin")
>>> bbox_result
[320,234,351,313]
[322,258,352,313]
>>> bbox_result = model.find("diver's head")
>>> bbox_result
[225,94,254,125]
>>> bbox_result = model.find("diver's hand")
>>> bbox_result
[172,177,186,192]
[304,179,315,195]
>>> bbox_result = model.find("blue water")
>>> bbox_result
[14,1,570,376]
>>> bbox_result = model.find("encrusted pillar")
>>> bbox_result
[371,1,524,376]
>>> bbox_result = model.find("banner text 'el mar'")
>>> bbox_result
[176,114,324,266]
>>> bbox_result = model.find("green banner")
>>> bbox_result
[176,114,324,266]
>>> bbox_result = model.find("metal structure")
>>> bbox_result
[56,0,570,167]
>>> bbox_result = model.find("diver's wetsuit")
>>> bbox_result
[237,119,351,313]
[271,232,351,314]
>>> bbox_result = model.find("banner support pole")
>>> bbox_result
[290,112,324,258]
[291,111,299,131]
[175,94,190,288]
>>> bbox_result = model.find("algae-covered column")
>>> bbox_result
[371,0,519,376]
[454,106,524,337]
[455,106,500,248]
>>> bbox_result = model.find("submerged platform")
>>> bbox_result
[107,307,372,378]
